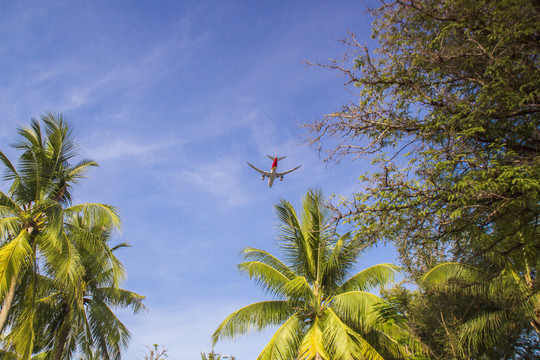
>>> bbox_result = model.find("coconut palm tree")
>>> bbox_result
[422,262,540,356]
[29,216,146,360]
[0,114,121,358]
[213,189,422,360]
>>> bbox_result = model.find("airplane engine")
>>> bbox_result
[261,175,265,180]
[280,176,284,181]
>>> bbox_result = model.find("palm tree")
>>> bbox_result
[200,350,222,360]
[213,189,422,360]
[0,114,121,358]
[422,262,540,356]
[30,216,146,360]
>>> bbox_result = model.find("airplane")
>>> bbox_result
[247,155,302,188]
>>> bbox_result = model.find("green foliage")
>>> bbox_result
[0,114,145,359]
[304,0,539,353]
[305,0,539,298]
[213,189,423,359]
[200,349,235,360]
[381,267,540,359]
[305,0,539,274]
[421,263,540,356]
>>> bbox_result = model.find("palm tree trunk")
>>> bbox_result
[0,276,18,333]
[54,304,71,360]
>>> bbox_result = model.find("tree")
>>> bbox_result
[381,279,540,359]
[304,0,539,313]
[0,114,128,358]
[212,189,423,359]
[142,344,168,360]
[200,350,237,360]
[32,221,146,360]
[420,262,540,357]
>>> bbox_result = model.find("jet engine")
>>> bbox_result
[280,176,284,181]
[261,175,265,180]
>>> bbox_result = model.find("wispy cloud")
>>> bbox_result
[178,156,250,207]
[81,135,183,165]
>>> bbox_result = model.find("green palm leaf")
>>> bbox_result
[238,261,291,298]
[421,262,481,287]
[297,317,328,360]
[0,231,32,297]
[257,313,303,360]
[322,308,383,360]
[93,287,146,313]
[0,151,19,182]
[330,291,382,330]
[282,276,316,303]
[213,301,294,344]
[459,309,513,354]
[65,203,121,230]
[241,247,296,279]
[337,264,399,293]
[0,217,22,238]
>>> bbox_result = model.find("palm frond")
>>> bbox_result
[321,233,363,291]
[0,217,22,240]
[0,349,18,360]
[87,296,131,358]
[337,264,399,293]
[65,203,122,231]
[256,313,303,360]
[459,308,515,354]
[0,151,19,182]
[275,199,316,280]
[330,291,383,330]
[421,262,481,287]
[297,317,329,360]
[0,191,22,213]
[322,308,384,360]
[110,242,131,252]
[212,301,294,345]
[7,280,37,360]
[64,159,99,182]
[0,231,32,298]
[282,276,316,303]
[42,112,77,163]
[14,118,43,152]
[238,261,291,298]
[241,247,296,279]
[41,229,84,284]
[92,287,146,313]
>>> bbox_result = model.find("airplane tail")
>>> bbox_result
[267,155,286,161]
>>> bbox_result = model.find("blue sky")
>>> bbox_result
[0,1,396,358]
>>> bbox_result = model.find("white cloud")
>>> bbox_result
[179,157,250,207]
[80,134,184,168]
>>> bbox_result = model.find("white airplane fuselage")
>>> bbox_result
[268,165,278,188]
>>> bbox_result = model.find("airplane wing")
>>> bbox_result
[276,165,302,177]
[247,162,271,176]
